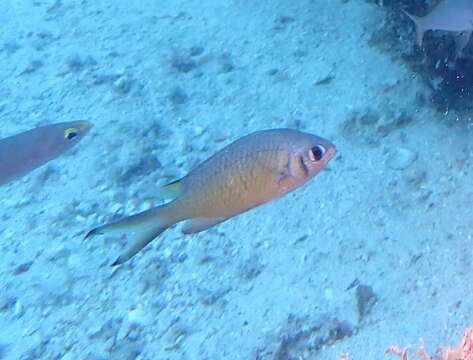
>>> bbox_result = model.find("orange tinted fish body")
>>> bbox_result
[174,129,332,220]
[87,129,336,266]
[0,120,91,186]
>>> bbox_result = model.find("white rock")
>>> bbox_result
[387,147,417,170]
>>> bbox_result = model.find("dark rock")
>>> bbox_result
[355,284,377,321]
[238,255,264,280]
[219,53,234,73]
[21,60,43,75]
[65,54,85,72]
[197,285,231,306]
[189,46,204,57]
[255,314,354,359]
[2,41,20,55]
[118,154,161,184]
[13,261,33,275]
[171,51,197,73]
[273,15,296,31]
[168,86,188,105]
[109,342,142,360]
[340,106,412,146]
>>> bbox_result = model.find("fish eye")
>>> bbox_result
[309,145,325,162]
[64,127,78,140]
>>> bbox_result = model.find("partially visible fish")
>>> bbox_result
[86,128,336,266]
[403,0,473,50]
[0,120,92,186]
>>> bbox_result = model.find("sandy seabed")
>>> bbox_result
[0,1,472,359]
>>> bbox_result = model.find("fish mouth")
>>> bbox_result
[76,120,93,134]
[323,143,336,162]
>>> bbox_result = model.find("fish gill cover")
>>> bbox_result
[366,0,473,115]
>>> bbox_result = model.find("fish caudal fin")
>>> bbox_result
[86,205,175,266]
[401,9,425,47]
[155,179,183,200]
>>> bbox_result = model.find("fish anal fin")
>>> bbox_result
[288,155,308,180]
[275,157,302,189]
[182,217,227,235]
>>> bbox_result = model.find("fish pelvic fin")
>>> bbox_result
[86,205,177,266]
[401,9,425,47]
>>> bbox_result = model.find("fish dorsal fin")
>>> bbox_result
[156,179,183,200]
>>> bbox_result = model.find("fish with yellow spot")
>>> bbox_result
[0,120,92,187]
[86,128,336,266]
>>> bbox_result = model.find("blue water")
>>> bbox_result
[1,1,473,359]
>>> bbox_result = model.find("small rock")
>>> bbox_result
[273,14,296,31]
[168,86,188,105]
[21,60,43,75]
[37,269,73,305]
[109,342,142,360]
[113,76,134,95]
[327,319,354,341]
[118,154,161,184]
[2,41,20,55]
[171,51,196,73]
[13,261,33,275]
[238,256,264,280]
[193,125,204,136]
[314,63,336,86]
[198,284,231,306]
[0,292,17,312]
[127,307,149,328]
[387,147,418,170]
[355,283,377,322]
[404,167,427,189]
[219,53,234,73]
[189,46,204,57]
[65,53,84,72]
[13,300,24,318]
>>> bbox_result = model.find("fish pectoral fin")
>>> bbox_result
[156,179,183,200]
[288,155,308,180]
[277,173,292,188]
[182,217,227,235]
